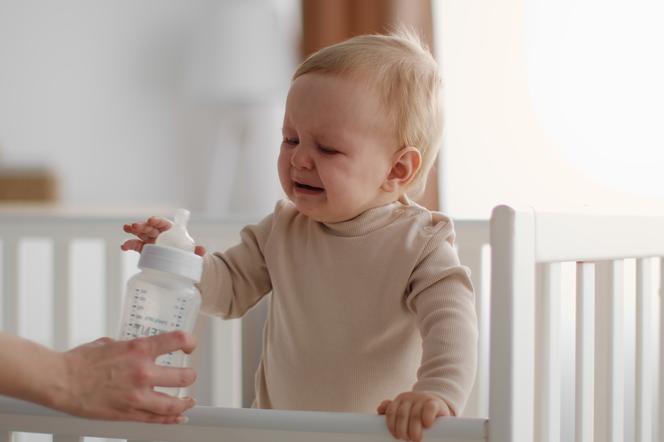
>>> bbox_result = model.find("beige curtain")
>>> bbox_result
[300,0,439,210]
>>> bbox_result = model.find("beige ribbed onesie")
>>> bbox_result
[198,197,478,415]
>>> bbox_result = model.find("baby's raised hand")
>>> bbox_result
[377,392,452,442]
[121,217,206,256]
[121,216,172,253]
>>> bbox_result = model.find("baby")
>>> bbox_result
[122,30,477,442]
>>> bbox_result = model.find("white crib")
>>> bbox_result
[0,205,662,442]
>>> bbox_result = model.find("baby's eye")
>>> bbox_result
[318,145,338,155]
[283,137,299,146]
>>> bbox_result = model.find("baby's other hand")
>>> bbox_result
[377,392,452,442]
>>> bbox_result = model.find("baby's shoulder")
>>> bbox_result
[397,202,455,241]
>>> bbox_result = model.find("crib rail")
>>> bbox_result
[0,397,487,442]
[0,208,492,442]
[0,209,493,418]
[7,205,664,441]
[0,211,248,408]
[490,205,664,442]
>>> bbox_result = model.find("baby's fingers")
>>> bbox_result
[408,401,425,442]
[123,217,170,240]
[421,400,439,428]
[147,216,173,232]
[394,401,413,441]
[121,239,146,253]
[132,222,163,241]
[377,399,391,415]
[122,224,153,242]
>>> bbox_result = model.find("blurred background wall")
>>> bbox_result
[0,0,298,215]
[435,0,664,218]
[2,0,661,218]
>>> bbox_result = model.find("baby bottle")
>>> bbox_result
[117,208,203,397]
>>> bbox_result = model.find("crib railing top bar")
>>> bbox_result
[0,398,487,441]
[0,212,486,228]
[0,219,250,241]
[0,212,489,249]
[492,205,664,263]
[0,214,254,227]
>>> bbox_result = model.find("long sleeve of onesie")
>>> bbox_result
[406,222,478,416]
[197,211,274,319]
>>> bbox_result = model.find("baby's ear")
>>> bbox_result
[382,146,421,192]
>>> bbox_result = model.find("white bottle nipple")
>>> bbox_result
[155,208,196,253]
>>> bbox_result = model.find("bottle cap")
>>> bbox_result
[138,244,203,282]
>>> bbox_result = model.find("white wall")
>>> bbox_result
[0,0,297,215]
[434,0,664,219]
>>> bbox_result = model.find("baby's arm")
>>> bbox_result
[198,218,273,319]
[121,211,275,320]
[379,228,478,441]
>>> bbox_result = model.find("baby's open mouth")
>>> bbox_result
[294,181,325,193]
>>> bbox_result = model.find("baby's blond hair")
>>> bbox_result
[293,28,443,198]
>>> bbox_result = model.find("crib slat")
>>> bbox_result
[105,241,123,337]
[534,263,561,442]
[212,318,243,407]
[575,262,594,442]
[594,260,624,442]
[635,258,653,442]
[1,237,19,333]
[658,258,664,442]
[458,244,488,417]
[53,238,71,351]
[489,207,536,442]
[189,314,242,407]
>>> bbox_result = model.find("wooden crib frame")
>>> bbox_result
[1,205,663,441]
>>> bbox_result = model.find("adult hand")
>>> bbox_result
[377,391,452,441]
[54,330,198,424]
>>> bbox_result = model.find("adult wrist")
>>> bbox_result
[39,350,72,413]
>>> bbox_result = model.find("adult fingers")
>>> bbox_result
[119,406,191,424]
[144,330,197,357]
[89,336,114,347]
[394,401,412,441]
[149,365,197,388]
[408,401,425,442]
[135,393,195,417]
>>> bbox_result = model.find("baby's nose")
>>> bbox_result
[290,145,314,169]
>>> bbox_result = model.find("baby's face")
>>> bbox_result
[278,73,398,223]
